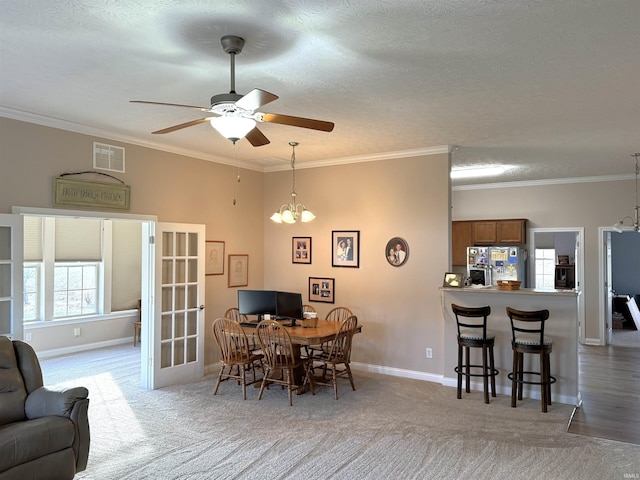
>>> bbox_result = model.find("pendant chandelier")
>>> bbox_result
[270,142,316,224]
[612,153,640,233]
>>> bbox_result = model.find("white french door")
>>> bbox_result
[0,214,23,340]
[142,222,205,389]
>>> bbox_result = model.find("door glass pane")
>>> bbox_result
[162,260,173,285]
[175,233,186,257]
[162,232,173,257]
[175,311,185,338]
[0,301,10,337]
[161,286,173,312]
[0,227,10,260]
[187,259,197,283]
[187,310,197,336]
[174,339,185,366]
[175,259,185,284]
[161,314,173,341]
[161,342,172,368]
[188,233,198,257]
[187,285,197,309]
[175,286,185,311]
[187,337,197,363]
[0,264,10,297]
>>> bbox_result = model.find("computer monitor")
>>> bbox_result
[237,290,277,321]
[276,291,303,325]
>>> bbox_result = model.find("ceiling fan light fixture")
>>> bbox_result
[209,115,256,142]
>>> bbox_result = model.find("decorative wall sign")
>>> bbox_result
[54,177,130,210]
[385,237,409,267]
[292,236,312,264]
[205,241,225,275]
[309,277,335,303]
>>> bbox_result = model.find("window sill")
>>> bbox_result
[24,309,138,330]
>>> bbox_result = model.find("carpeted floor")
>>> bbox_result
[41,345,640,480]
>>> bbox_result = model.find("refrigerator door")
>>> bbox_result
[489,246,526,286]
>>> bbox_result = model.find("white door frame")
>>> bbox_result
[12,206,158,386]
[0,213,23,340]
[530,227,585,343]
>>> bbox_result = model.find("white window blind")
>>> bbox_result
[23,216,43,261]
[55,218,102,261]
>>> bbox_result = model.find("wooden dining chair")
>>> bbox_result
[212,317,264,400]
[306,315,358,400]
[306,306,354,358]
[303,304,316,314]
[225,307,259,353]
[256,320,315,406]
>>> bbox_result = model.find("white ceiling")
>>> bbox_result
[1,1,638,186]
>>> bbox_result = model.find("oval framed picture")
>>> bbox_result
[385,237,409,267]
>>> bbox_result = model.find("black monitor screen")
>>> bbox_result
[276,291,303,320]
[238,290,278,317]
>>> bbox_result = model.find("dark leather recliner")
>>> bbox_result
[0,337,90,480]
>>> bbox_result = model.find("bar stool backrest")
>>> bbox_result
[451,304,491,340]
[506,307,550,346]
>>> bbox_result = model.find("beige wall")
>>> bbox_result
[263,155,451,373]
[0,117,265,364]
[111,220,142,311]
[452,180,636,341]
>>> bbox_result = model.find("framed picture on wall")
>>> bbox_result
[332,230,360,268]
[292,236,312,264]
[309,277,335,303]
[557,255,570,265]
[385,237,409,267]
[205,240,225,275]
[228,254,248,287]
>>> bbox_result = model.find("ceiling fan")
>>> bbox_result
[131,35,334,146]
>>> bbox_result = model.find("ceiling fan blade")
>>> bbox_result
[131,100,210,111]
[245,127,270,147]
[152,118,212,134]
[235,89,279,111]
[259,113,334,132]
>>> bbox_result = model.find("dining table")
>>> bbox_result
[241,319,362,393]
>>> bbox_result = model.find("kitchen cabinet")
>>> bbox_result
[451,219,527,266]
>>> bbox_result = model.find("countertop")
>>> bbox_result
[439,286,579,296]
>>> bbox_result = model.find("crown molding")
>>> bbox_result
[0,107,263,172]
[452,173,634,191]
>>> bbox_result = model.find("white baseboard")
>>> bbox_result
[37,337,131,359]
[583,337,602,346]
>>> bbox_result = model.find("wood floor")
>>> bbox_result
[567,343,640,445]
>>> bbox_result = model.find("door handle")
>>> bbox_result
[199,305,205,310]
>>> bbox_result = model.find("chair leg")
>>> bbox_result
[258,367,270,401]
[517,352,524,401]
[489,345,496,398]
[482,345,489,404]
[511,349,518,408]
[456,344,463,399]
[346,364,356,391]
[287,368,293,406]
[214,367,224,396]
[464,346,471,393]
[540,352,547,413]
[333,365,339,400]
[546,353,552,406]
[241,365,247,401]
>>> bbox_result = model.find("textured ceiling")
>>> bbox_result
[0,0,639,186]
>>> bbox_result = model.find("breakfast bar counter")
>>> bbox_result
[440,287,580,405]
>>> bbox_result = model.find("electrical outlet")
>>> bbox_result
[426,347,433,359]
[74,327,81,337]
[25,332,32,342]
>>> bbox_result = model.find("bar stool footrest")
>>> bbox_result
[456,365,499,379]
[507,371,556,386]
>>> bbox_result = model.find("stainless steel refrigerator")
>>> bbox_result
[466,246,491,286]
[487,246,527,287]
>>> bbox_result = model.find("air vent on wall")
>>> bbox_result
[93,142,125,173]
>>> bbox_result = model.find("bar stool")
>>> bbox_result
[506,307,556,412]
[451,304,498,404]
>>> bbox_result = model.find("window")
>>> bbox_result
[535,248,556,289]
[23,263,39,322]
[53,263,98,317]
[22,216,107,322]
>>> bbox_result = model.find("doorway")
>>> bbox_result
[530,227,585,343]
